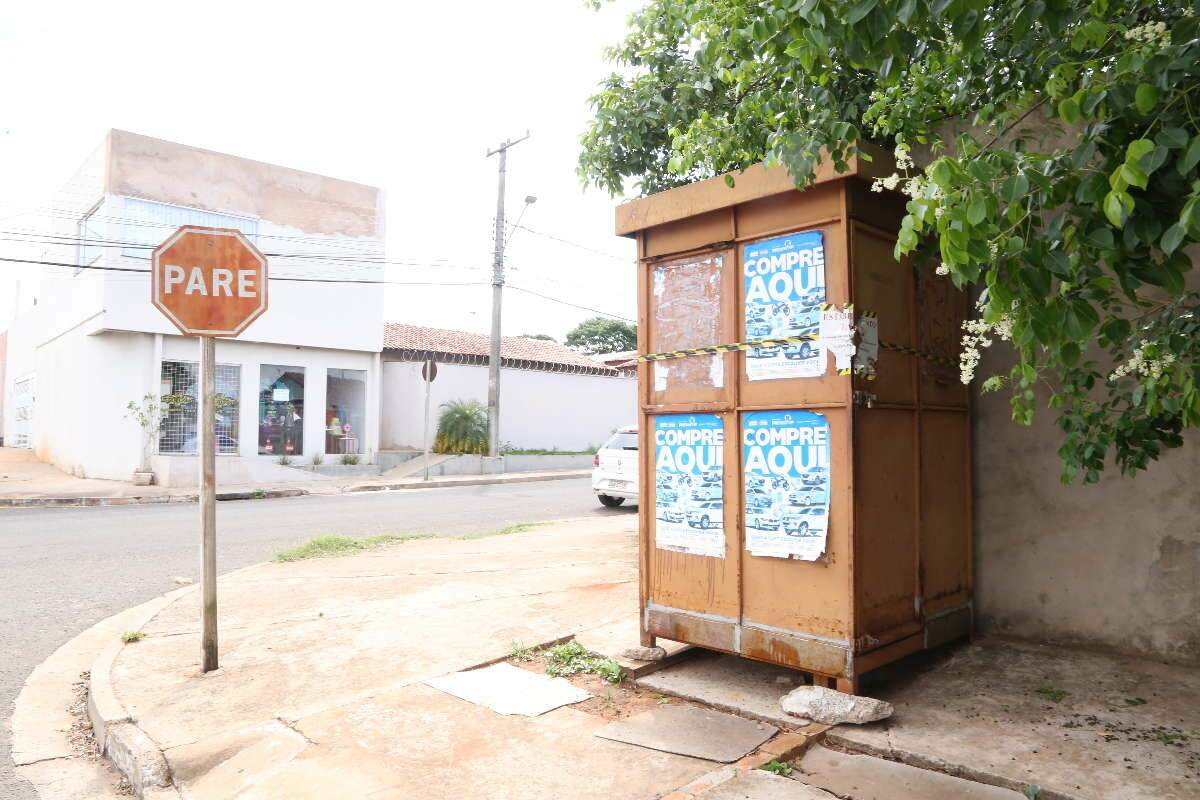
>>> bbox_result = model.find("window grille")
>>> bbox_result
[121,197,258,259]
[158,361,240,455]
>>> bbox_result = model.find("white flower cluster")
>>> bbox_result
[1125,21,1171,48]
[936,262,951,276]
[959,305,1014,384]
[1109,340,1177,381]
[871,173,902,192]
[871,145,919,193]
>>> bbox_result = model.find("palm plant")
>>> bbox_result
[434,400,489,454]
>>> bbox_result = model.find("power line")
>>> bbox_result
[506,222,630,263]
[507,284,634,323]
[0,233,487,273]
[0,255,488,286]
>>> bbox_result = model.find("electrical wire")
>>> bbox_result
[505,222,630,263]
[0,256,488,286]
[506,284,634,323]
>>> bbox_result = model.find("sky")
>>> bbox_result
[0,0,643,339]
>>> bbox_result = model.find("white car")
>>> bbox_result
[593,425,638,508]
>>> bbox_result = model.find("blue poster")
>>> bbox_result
[654,414,725,558]
[742,410,831,560]
[743,231,826,380]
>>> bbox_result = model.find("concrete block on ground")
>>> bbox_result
[794,744,1023,800]
[594,704,777,763]
[103,722,171,797]
[780,686,892,725]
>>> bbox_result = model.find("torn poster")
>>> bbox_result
[742,410,831,561]
[654,413,725,558]
[743,231,826,381]
[819,303,857,373]
[854,312,879,378]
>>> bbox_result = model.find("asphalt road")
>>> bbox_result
[0,477,635,800]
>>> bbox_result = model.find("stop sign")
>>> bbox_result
[151,226,268,336]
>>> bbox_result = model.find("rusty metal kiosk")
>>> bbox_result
[617,146,970,694]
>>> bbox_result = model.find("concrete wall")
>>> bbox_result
[381,361,635,452]
[974,360,1200,666]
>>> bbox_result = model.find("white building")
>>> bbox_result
[2,130,386,485]
[381,324,635,453]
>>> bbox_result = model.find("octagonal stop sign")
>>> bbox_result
[151,226,268,336]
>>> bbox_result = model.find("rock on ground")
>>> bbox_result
[621,646,667,662]
[780,686,892,725]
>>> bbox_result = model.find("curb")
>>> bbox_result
[346,470,590,493]
[85,589,194,800]
[1,470,590,508]
[0,488,308,509]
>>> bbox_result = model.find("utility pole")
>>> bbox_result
[485,131,529,458]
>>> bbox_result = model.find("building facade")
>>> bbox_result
[2,131,386,485]
[381,324,636,453]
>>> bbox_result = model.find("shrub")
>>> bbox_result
[434,400,489,455]
[340,453,359,465]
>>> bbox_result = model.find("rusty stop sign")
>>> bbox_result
[151,226,269,673]
[151,226,268,336]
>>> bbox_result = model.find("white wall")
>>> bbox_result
[381,361,636,452]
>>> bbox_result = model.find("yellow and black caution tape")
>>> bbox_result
[637,333,820,362]
[635,303,955,369]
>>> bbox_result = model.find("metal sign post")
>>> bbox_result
[199,336,218,671]
[151,226,268,673]
[421,358,438,481]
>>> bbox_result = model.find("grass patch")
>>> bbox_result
[121,631,146,644]
[1036,684,1069,703]
[459,522,542,541]
[759,760,793,777]
[510,640,537,662]
[273,533,429,562]
[544,639,624,684]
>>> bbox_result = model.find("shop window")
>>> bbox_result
[158,361,240,455]
[326,369,366,455]
[259,365,305,456]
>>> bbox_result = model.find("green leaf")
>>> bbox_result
[1103,191,1133,227]
[1179,136,1200,176]
[1135,84,1159,115]
[1058,97,1080,125]
[1161,223,1186,255]
[1157,128,1189,150]
[1119,163,1148,190]
[846,0,878,25]
[967,194,986,225]
[1126,139,1155,165]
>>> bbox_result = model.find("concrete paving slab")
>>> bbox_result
[827,637,1200,800]
[425,662,591,716]
[794,744,1023,799]
[700,769,835,799]
[594,704,778,763]
[637,650,812,729]
[165,682,716,800]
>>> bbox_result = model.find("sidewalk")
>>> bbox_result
[0,448,587,507]
[18,517,734,799]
